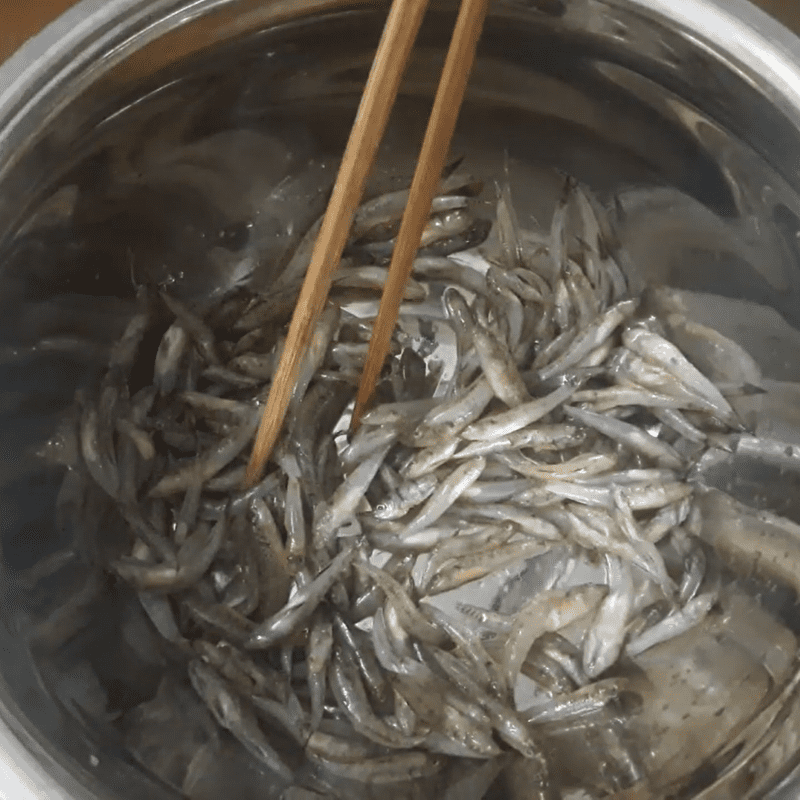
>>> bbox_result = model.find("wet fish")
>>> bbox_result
[54,165,777,793]
[113,514,225,592]
[622,326,736,424]
[374,472,438,520]
[563,404,684,469]
[538,299,638,381]
[462,384,578,441]
[160,291,221,367]
[188,660,293,783]
[582,557,634,678]
[149,408,260,496]
[625,592,716,657]
[402,457,486,536]
[247,545,355,650]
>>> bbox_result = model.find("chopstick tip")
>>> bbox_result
[244,452,265,489]
[350,394,368,434]
[245,413,282,488]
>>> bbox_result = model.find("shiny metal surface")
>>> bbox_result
[1,0,800,798]
[3,0,800,63]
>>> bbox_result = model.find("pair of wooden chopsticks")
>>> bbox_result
[245,0,490,486]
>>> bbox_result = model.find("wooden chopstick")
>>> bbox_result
[351,0,490,429]
[245,0,431,486]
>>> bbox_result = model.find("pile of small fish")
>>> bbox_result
[51,169,791,797]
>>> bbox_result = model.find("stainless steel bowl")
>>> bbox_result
[2,1,800,797]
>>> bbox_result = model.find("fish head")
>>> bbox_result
[374,498,401,520]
